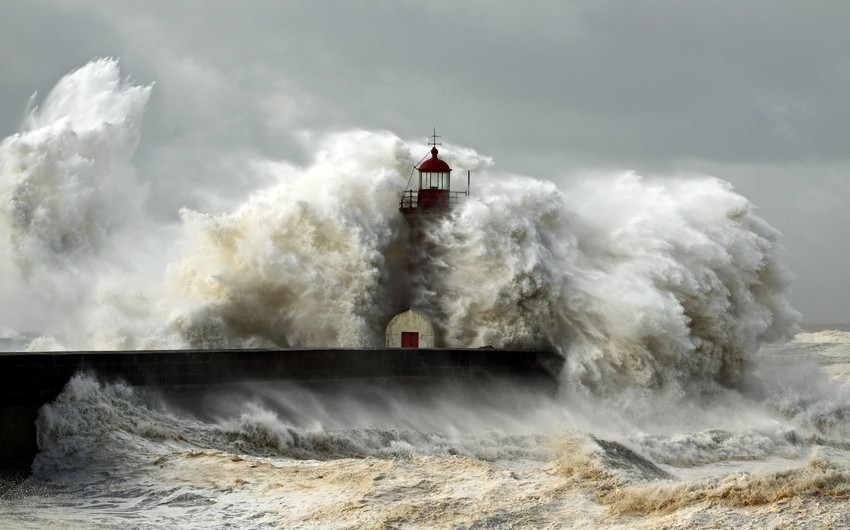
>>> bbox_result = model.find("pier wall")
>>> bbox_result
[0,348,563,471]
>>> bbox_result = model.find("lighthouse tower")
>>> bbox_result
[386,130,468,349]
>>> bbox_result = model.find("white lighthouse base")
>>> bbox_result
[385,309,435,348]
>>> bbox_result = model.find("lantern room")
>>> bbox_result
[400,129,468,216]
[415,146,452,209]
[418,147,451,190]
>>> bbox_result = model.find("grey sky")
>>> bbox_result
[2,0,849,324]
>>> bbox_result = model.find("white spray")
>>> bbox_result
[0,59,800,395]
[428,173,799,393]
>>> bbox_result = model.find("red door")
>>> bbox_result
[401,332,419,348]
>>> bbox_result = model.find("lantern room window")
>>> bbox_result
[420,172,450,190]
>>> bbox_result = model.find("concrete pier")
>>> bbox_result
[0,348,563,472]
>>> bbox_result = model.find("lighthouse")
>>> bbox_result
[386,130,468,348]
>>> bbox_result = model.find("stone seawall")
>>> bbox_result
[0,348,563,472]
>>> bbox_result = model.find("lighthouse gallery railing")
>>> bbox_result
[399,190,468,211]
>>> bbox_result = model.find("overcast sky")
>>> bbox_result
[2,0,849,325]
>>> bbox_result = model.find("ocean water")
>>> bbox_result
[2,60,846,528]
[1,331,849,528]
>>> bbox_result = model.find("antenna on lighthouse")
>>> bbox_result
[428,127,441,148]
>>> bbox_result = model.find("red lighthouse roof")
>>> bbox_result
[417,147,451,173]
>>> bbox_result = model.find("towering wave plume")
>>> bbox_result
[0,58,154,348]
[430,174,799,392]
[1,58,150,266]
[167,131,412,348]
[0,59,800,394]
